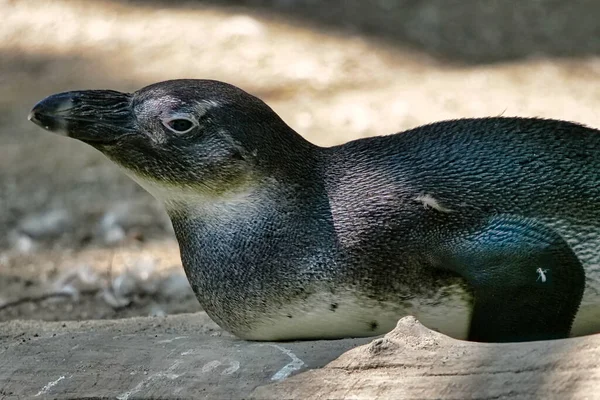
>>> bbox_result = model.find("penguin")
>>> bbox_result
[28,79,600,343]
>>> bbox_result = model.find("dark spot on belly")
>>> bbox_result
[329,303,338,312]
[370,321,379,331]
[287,314,293,319]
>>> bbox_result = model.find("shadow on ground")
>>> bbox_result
[123,0,600,64]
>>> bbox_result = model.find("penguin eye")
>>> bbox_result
[163,118,196,133]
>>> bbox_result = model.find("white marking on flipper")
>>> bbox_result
[536,268,548,283]
[415,194,453,213]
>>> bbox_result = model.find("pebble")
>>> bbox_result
[8,232,37,254]
[111,273,139,299]
[19,209,71,239]
[158,273,194,301]
[103,225,126,245]
[52,265,102,294]
[148,304,166,317]
[101,289,131,309]
[55,284,80,302]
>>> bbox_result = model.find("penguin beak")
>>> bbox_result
[28,90,135,144]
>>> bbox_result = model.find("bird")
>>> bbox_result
[28,79,600,343]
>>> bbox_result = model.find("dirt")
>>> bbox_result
[2,0,600,324]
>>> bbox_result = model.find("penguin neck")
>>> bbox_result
[237,119,322,185]
[165,170,330,243]
[163,150,335,276]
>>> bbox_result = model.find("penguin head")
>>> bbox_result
[28,79,315,208]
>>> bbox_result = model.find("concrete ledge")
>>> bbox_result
[1,314,599,399]
[0,313,370,399]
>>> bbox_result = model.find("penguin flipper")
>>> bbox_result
[438,215,585,343]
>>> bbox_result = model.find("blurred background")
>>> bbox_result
[2,0,600,322]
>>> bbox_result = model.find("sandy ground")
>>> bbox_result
[1,0,600,323]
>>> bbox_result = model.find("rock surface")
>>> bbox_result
[1,314,599,399]
[255,317,600,399]
[0,312,371,399]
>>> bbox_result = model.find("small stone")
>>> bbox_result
[55,284,80,302]
[111,273,138,299]
[52,265,101,294]
[98,201,163,244]
[103,225,126,245]
[159,273,194,301]
[76,265,101,287]
[131,258,159,294]
[10,233,37,254]
[19,209,71,239]
[101,289,131,309]
[149,304,166,317]
[99,210,126,244]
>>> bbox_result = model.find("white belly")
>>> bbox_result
[239,292,410,341]
[237,286,473,341]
